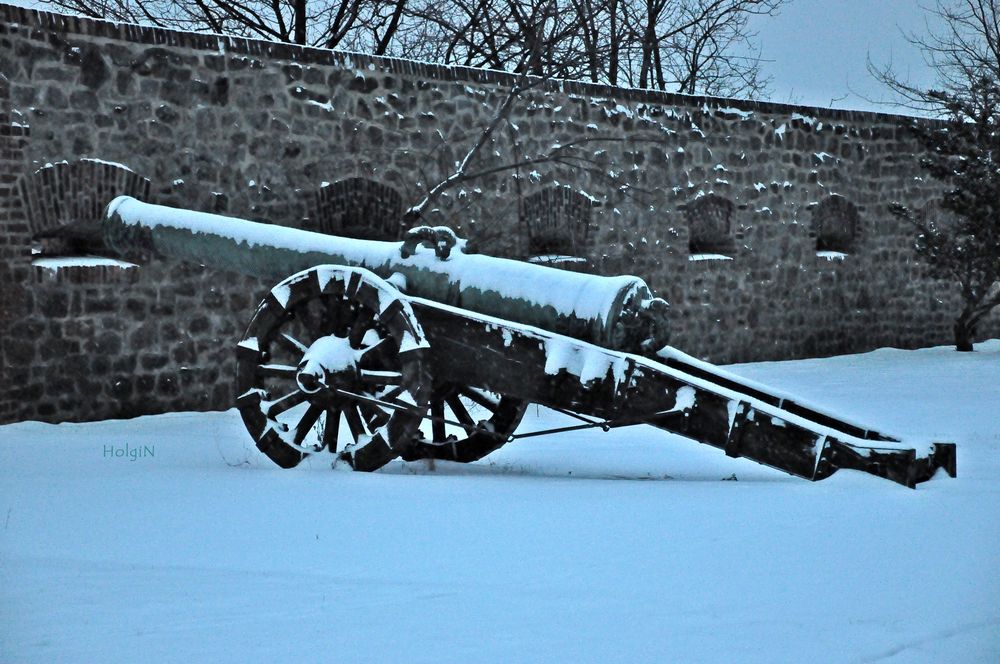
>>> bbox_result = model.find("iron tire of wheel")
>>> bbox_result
[235,265,431,472]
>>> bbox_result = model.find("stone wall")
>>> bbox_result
[1,4,996,425]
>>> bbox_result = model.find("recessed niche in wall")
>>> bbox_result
[685,194,735,260]
[522,186,597,270]
[314,178,404,240]
[20,159,151,239]
[813,194,859,256]
[19,158,150,284]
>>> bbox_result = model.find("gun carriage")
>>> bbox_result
[92,196,956,488]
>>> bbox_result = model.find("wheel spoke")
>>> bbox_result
[313,298,337,337]
[256,363,297,379]
[320,299,345,337]
[379,385,405,401]
[323,408,341,451]
[358,341,394,372]
[431,401,446,442]
[293,403,324,445]
[377,298,404,326]
[267,390,308,417]
[343,404,367,440]
[360,403,391,430]
[359,369,404,386]
[357,336,389,356]
[446,395,476,428]
[459,387,500,411]
[275,332,309,356]
[348,308,376,347]
[294,302,318,341]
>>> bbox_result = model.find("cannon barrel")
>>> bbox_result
[101,196,669,352]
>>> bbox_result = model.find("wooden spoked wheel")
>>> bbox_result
[235,266,431,471]
[400,383,527,463]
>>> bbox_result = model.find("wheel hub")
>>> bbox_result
[296,334,360,394]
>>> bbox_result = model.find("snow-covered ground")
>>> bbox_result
[2,342,999,663]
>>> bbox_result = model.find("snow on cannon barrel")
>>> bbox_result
[87,195,955,487]
[101,196,670,354]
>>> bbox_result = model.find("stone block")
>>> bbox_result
[156,374,179,396]
[39,291,70,318]
[203,54,225,72]
[4,337,36,362]
[109,377,133,399]
[136,374,156,393]
[79,44,109,89]
[188,316,211,334]
[112,356,137,373]
[69,89,99,110]
[140,353,168,370]
[91,355,111,374]
[129,322,157,347]
[93,331,122,355]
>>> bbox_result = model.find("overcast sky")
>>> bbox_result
[752,0,941,113]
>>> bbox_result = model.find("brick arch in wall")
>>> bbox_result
[18,159,151,241]
[813,194,860,253]
[18,159,150,284]
[313,178,405,240]
[521,186,597,257]
[685,194,735,255]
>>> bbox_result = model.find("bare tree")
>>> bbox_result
[397,0,785,96]
[395,0,608,78]
[50,0,786,97]
[662,0,778,96]
[44,0,407,49]
[875,1,1000,351]
[871,0,1000,112]
[615,0,782,96]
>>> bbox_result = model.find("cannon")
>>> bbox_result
[92,196,956,487]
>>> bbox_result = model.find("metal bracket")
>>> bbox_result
[400,225,460,260]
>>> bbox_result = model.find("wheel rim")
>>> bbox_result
[401,383,527,463]
[236,266,430,471]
